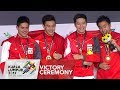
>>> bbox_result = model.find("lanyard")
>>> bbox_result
[104,44,110,56]
[18,37,29,59]
[43,32,54,55]
[76,31,86,55]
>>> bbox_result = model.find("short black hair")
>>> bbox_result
[96,15,111,26]
[42,14,56,25]
[17,16,30,27]
[73,14,87,23]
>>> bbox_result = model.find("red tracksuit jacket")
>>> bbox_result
[34,31,65,60]
[0,34,41,73]
[97,31,120,79]
[64,31,100,77]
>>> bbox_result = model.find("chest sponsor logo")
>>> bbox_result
[28,48,33,54]
[87,44,93,55]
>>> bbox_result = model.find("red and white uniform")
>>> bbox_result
[97,31,120,79]
[0,34,41,73]
[34,31,65,60]
[64,31,100,78]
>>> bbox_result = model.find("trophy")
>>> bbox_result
[102,33,115,51]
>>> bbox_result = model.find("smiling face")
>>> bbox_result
[75,18,87,34]
[43,20,56,36]
[98,21,111,35]
[17,22,29,38]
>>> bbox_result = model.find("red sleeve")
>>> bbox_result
[56,37,65,57]
[0,62,5,74]
[115,38,120,55]
[94,62,100,68]
[64,38,74,60]
[117,38,120,45]
[86,52,100,62]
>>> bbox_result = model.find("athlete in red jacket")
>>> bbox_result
[34,15,64,61]
[0,16,41,73]
[64,14,100,79]
[96,15,120,79]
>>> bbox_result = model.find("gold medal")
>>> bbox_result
[106,56,110,61]
[46,55,52,60]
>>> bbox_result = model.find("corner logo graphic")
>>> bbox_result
[22,61,36,74]
[4,32,12,38]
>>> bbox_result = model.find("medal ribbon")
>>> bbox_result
[17,36,29,59]
[104,44,110,57]
[76,31,86,55]
[43,32,54,55]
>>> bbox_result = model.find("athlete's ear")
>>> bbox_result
[110,23,111,28]
[16,26,18,30]
[42,24,45,29]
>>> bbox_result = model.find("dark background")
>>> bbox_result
[0,11,120,25]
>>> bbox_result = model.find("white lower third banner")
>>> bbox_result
[3,59,40,79]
